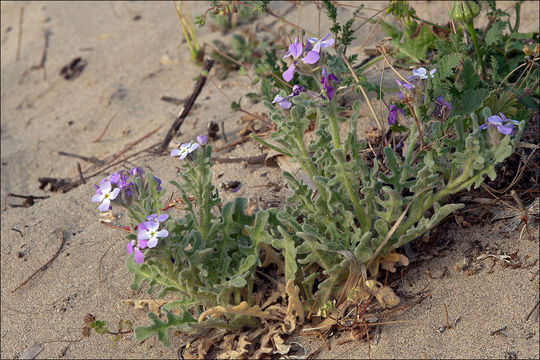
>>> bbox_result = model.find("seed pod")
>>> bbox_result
[449,1,481,22]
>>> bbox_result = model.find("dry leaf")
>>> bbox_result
[222,335,251,359]
[379,252,409,272]
[285,280,304,325]
[260,242,285,275]
[272,333,291,355]
[197,339,213,360]
[374,285,400,308]
[122,299,171,314]
[198,301,282,322]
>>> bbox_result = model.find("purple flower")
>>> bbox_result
[412,67,436,80]
[127,240,145,264]
[320,67,339,100]
[91,180,120,211]
[272,94,293,109]
[396,78,414,90]
[479,113,520,136]
[387,104,405,125]
[433,96,452,119]
[153,176,162,191]
[137,215,168,249]
[282,38,303,82]
[129,167,144,177]
[171,142,199,160]
[197,135,208,146]
[302,34,334,64]
[271,84,307,109]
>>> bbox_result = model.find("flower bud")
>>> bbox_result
[449,1,480,22]
[523,45,532,56]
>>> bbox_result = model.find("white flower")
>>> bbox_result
[170,142,199,160]
[412,67,436,79]
[91,180,120,211]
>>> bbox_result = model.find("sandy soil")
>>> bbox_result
[1,1,538,359]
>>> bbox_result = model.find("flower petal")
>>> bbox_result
[157,214,168,222]
[133,247,144,264]
[170,148,181,157]
[98,198,111,212]
[301,51,320,64]
[282,63,296,82]
[138,239,149,249]
[147,238,158,248]
[109,187,120,200]
[91,193,103,202]
[279,99,292,109]
[155,229,169,238]
[126,241,134,255]
[100,180,112,193]
[288,40,303,59]
[138,229,150,241]
[497,124,513,135]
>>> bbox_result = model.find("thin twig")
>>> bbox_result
[159,59,214,152]
[77,162,86,184]
[212,154,266,165]
[444,304,450,329]
[107,125,162,165]
[58,151,105,166]
[93,112,118,142]
[12,230,66,293]
[341,53,383,130]
[525,299,540,321]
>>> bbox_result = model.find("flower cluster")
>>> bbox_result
[479,113,520,136]
[170,135,208,160]
[127,214,169,264]
[282,34,334,82]
[91,167,162,211]
[272,34,339,109]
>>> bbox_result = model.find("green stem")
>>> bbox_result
[328,102,368,231]
[465,20,486,79]
[249,134,293,158]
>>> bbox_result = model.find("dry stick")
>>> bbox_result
[341,53,383,130]
[213,137,250,152]
[212,154,266,165]
[159,59,214,152]
[525,299,540,321]
[19,29,50,83]
[93,112,118,142]
[12,230,66,293]
[107,125,162,165]
[16,6,24,61]
[444,304,450,329]
[77,162,86,184]
[58,151,105,166]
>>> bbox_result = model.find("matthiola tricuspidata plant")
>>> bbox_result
[91,135,275,346]
[253,32,526,315]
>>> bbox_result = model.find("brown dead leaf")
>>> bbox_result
[286,280,304,325]
[374,285,400,308]
[379,252,409,273]
[221,335,251,359]
[272,333,291,355]
[122,299,171,315]
[197,339,213,359]
[198,301,282,322]
[260,242,285,275]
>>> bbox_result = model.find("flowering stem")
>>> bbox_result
[464,20,486,79]
[328,100,341,148]
[406,103,426,148]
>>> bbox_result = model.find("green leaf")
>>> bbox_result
[485,21,507,46]
[134,310,196,347]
